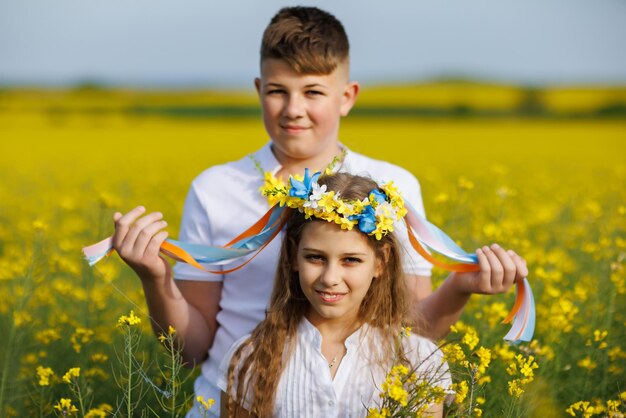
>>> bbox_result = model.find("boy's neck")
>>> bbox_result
[271,142,344,179]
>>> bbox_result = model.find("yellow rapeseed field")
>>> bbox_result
[0,91,625,417]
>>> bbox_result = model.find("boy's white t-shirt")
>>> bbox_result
[216,318,452,418]
[174,142,433,417]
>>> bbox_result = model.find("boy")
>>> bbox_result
[111,7,527,417]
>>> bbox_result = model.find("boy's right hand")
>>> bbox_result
[112,206,171,284]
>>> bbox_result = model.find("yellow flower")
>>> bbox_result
[85,404,112,418]
[70,328,94,353]
[452,380,469,404]
[62,367,80,384]
[117,310,142,327]
[35,329,61,345]
[196,395,215,411]
[577,356,597,371]
[90,353,109,363]
[36,366,54,386]
[54,398,79,414]
[508,379,525,398]
[462,327,480,351]
[401,326,412,337]
[442,343,467,367]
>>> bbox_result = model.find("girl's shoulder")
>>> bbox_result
[216,334,253,393]
[401,333,452,390]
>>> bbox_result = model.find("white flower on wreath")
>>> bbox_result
[375,201,396,218]
[303,182,327,209]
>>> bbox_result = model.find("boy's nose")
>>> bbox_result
[282,94,305,119]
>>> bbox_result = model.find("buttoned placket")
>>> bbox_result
[304,319,364,418]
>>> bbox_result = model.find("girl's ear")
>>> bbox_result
[374,243,391,278]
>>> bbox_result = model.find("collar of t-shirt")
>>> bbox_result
[257,141,353,177]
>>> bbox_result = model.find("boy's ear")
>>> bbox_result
[254,77,262,95]
[339,81,360,117]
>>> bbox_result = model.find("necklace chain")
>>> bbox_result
[328,357,337,369]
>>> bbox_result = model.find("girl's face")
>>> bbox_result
[296,221,382,328]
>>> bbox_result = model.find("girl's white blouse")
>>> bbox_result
[217,318,452,418]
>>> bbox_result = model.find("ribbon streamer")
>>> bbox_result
[83,205,291,274]
[403,202,535,343]
[83,200,535,343]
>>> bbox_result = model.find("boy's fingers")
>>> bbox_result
[112,206,146,248]
[474,248,491,293]
[482,245,504,291]
[121,211,163,251]
[134,220,168,254]
[144,230,169,261]
[508,250,529,279]
[490,244,516,290]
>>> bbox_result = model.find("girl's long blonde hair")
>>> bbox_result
[225,172,414,417]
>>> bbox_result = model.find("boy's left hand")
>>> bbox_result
[451,244,528,295]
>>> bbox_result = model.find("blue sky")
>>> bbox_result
[1,0,625,87]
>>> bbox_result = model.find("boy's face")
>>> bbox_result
[255,59,359,163]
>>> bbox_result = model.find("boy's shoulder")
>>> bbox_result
[345,149,422,191]
[190,151,264,195]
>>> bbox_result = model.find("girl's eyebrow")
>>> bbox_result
[302,248,368,256]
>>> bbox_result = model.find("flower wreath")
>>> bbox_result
[260,168,408,240]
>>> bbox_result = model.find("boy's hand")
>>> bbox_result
[451,244,528,295]
[112,206,171,284]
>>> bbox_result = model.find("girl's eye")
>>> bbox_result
[344,257,362,264]
[305,254,325,262]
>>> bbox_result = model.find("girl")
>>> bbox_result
[217,172,452,417]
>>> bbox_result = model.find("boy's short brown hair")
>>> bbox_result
[261,6,349,75]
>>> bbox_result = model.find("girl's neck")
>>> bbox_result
[305,312,361,345]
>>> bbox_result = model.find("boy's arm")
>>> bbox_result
[410,245,528,340]
[112,206,221,366]
[408,273,469,340]
[142,278,222,366]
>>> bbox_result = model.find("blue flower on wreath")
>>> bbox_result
[349,205,377,234]
[289,168,321,199]
[369,189,388,205]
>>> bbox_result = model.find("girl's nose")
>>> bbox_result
[319,262,341,287]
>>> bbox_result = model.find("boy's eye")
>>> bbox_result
[306,90,323,96]
[267,89,285,95]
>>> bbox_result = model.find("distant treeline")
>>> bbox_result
[1,83,625,119]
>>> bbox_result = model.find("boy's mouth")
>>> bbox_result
[281,124,309,134]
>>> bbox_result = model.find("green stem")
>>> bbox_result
[0,238,39,414]
[170,342,176,417]
[75,383,85,418]
[0,320,17,415]
[126,329,133,418]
